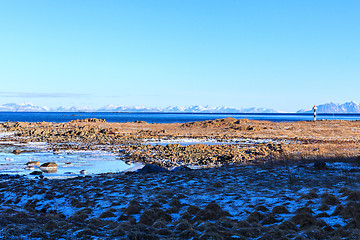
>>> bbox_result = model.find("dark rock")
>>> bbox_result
[171,166,192,172]
[262,215,278,225]
[346,191,360,201]
[111,226,126,237]
[30,171,43,175]
[315,212,330,218]
[272,205,290,214]
[321,193,340,206]
[194,202,231,221]
[247,211,265,223]
[99,209,116,218]
[183,205,201,218]
[137,164,168,173]
[331,205,344,216]
[134,120,147,124]
[124,200,142,215]
[291,213,317,229]
[139,208,172,225]
[169,198,182,208]
[314,161,326,170]
[302,190,318,199]
[296,207,315,215]
[12,149,22,155]
[255,205,269,212]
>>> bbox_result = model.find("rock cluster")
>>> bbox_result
[122,142,286,168]
[70,118,106,123]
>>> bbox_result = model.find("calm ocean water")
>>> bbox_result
[1,112,360,123]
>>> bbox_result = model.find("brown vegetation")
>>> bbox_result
[0,160,359,239]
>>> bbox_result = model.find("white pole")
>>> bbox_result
[313,105,317,121]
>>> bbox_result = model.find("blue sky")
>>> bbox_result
[0,0,359,112]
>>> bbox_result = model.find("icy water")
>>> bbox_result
[1,112,360,123]
[0,142,132,178]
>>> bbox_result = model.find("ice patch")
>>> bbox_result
[0,149,133,177]
[0,132,15,138]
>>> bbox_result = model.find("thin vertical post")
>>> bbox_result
[313,105,317,121]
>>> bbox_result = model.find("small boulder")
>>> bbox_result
[27,161,40,166]
[40,162,57,169]
[80,170,87,175]
[30,171,43,175]
[40,162,57,173]
[272,205,290,214]
[171,166,192,172]
[12,149,21,155]
[137,164,168,173]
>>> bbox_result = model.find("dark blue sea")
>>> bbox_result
[1,112,360,123]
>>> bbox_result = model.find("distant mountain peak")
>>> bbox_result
[297,101,360,113]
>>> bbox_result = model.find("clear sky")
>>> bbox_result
[0,0,359,112]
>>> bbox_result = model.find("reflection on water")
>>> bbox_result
[0,143,132,177]
[41,168,57,173]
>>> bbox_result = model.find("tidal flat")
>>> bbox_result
[0,118,360,239]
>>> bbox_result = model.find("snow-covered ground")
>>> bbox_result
[0,160,359,239]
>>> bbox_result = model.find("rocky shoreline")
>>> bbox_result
[2,117,360,169]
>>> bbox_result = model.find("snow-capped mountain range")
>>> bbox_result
[0,102,280,113]
[2,101,360,113]
[297,101,360,113]
[0,102,50,112]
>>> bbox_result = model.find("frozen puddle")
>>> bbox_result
[0,144,132,177]
[143,137,275,146]
[0,131,15,138]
